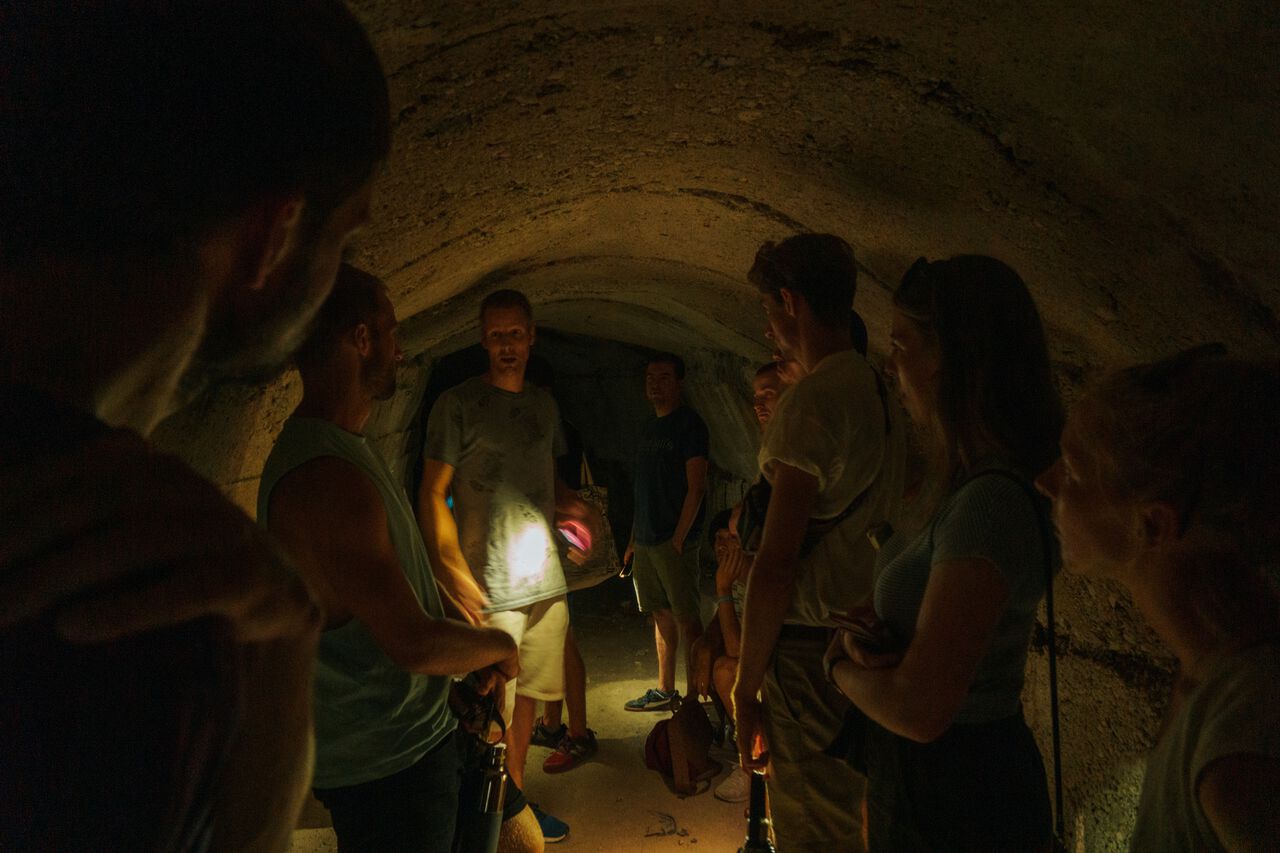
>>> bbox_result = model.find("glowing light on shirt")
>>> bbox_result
[507,520,553,585]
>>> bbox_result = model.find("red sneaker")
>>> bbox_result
[542,729,598,774]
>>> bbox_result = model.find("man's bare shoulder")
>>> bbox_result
[270,456,385,533]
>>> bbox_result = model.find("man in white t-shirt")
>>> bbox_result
[418,289,591,843]
[733,234,905,853]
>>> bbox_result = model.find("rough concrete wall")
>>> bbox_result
[354,0,1278,369]
[150,2,1280,849]
[363,360,432,485]
[153,361,428,516]
[152,380,302,514]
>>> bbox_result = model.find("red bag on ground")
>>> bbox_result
[643,696,721,795]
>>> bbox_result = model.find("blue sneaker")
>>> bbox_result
[531,804,569,843]
[624,688,678,712]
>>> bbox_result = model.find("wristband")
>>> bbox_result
[714,594,734,606]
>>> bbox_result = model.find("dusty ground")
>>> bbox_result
[290,575,748,852]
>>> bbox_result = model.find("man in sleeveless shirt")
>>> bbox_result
[259,266,540,852]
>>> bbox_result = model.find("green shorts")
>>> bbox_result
[632,539,701,620]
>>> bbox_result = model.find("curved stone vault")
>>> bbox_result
[153,3,1279,850]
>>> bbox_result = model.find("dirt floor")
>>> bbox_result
[289,575,749,852]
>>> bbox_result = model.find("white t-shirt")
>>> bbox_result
[1131,644,1280,852]
[423,377,568,611]
[758,348,906,626]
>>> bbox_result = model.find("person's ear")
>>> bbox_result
[778,287,798,318]
[241,194,306,292]
[1140,501,1182,546]
[528,323,537,348]
[352,322,372,357]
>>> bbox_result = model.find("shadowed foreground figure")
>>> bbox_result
[0,2,389,849]
[1037,348,1280,852]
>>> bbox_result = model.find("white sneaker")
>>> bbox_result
[714,765,752,803]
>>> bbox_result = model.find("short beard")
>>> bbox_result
[363,354,398,403]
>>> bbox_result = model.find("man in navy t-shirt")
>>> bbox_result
[623,353,710,711]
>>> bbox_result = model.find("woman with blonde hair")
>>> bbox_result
[824,255,1059,852]
[1036,345,1280,851]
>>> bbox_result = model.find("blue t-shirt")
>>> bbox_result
[633,404,710,546]
[873,463,1051,724]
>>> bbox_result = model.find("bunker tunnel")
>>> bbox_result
[146,2,1279,849]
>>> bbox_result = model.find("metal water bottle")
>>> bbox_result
[738,770,775,852]
[475,741,507,853]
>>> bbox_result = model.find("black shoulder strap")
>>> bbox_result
[959,468,1065,847]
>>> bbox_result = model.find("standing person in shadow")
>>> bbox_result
[0,3,389,849]
[734,234,906,853]
[825,256,1059,852]
[623,352,710,713]
[1036,346,1280,852]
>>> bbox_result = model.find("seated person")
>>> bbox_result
[691,508,753,802]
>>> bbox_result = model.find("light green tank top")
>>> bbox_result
[257,416,454,789]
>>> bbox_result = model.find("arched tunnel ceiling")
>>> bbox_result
[347,0,1279,371]
[398,251,772,359]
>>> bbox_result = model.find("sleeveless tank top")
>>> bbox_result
[257,416,454,788]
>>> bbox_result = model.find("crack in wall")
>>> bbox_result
[1188,246,1280,344]
[1032,623,1175,700]
[384,14,569,80]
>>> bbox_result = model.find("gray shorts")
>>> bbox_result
[632,539,701,620]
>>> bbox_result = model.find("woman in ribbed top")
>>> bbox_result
[824,255,1061,852]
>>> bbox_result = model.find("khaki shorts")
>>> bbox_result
[487,596,569,721]
[632,539,701,620]
[763,627,865,852]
